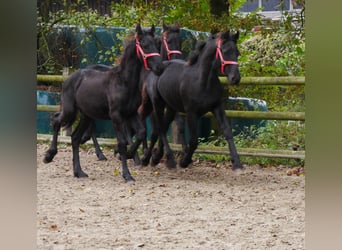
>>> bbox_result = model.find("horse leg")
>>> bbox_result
[112,124,141,165]
[152,108,176,168]
[80,120,107,161]
[125,114,146,163]
[114,122,135,182]
[151,138,164,166]
[212,105,242,170]
[126,125,141,166]
[154,106,177,169]
[174,113,188,157]
[149,113,164,166]
[71,115,92,177]
[91,132,107,161]
[141,114,158,166]
[179,113,198,168]
[138,89,154,165]
[43,112,62,163]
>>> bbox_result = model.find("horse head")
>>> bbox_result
[161,22,182,60]
[135,24,164,75]
[215,30,241,85]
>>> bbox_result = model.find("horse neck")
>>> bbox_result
[160,47,168,61]
[159,42,169,61]
[195,44,219,89]
[120,43,142,87]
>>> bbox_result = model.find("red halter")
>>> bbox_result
[162,35,182,60]
[136,37,161,70]
[215,38,238,75]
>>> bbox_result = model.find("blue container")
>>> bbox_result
[228,97,268,136]
[37,90,61,134]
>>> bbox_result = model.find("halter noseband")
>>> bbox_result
[136,37,161,70]
[215,38,238,75]
[162,34,182,61]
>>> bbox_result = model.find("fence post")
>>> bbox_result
[60,67,72,136]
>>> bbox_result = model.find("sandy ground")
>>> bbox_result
[37,142,304,250]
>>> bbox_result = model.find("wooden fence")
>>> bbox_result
[37,75,305,160]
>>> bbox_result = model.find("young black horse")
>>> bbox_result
[43,24,164,181]
[80,22,183,163]
[142,30,243,170]
[138,22,184,157]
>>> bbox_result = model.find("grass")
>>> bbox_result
[195,120,305,167]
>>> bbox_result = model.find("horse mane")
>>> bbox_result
[154,36,162,51]
[115,31,136,65]
[187,40,207,65]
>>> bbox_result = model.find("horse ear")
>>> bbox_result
[150,24,156,37]
[136,24,143,38]
[231,31,240,43]
[221,30,230,40]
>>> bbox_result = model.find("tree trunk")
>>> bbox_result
[209,0,230,17]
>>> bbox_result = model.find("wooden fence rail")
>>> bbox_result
[37,134,305,160]
[37,75,305,86]
[37,75,305,159]
[37,105,305,121]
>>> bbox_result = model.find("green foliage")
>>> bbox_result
[239,31,305,77]
[196,120,305,167]
[228,26,305,112]
[37,5,125,75]
[234,121,305,151]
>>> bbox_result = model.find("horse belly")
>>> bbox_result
[75,82,110,120]
[157,64,184,112]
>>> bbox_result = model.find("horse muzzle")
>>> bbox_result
[226,70,241,85]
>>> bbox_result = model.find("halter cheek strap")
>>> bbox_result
[216,39,238,74]
[136,37,161,70]
[162,35,182,60]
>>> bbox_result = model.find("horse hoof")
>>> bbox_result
[232,162,243,171]
[179,158,192,168]
[166,159,177,169]
[74,171,89,178]
[151,158,160,166]
[43,150,56,163]
[124,175,135,182]
[43,156,52,164]
[141,152,151,166]
[167,163,177,169]
[141,157,150,166]
[97,155,107,161]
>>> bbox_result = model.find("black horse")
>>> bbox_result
[142,30,243,170]
[138,22,184,157]
[81,22,183,163]
[43,24,164,181]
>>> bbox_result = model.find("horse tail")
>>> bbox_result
[58,70,82,129]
